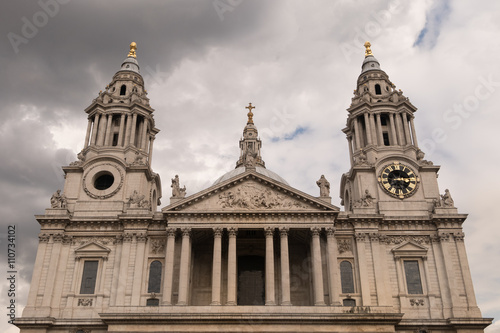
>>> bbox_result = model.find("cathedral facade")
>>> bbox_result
[16,43,492,332]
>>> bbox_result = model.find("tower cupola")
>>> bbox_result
[236,103,265,169]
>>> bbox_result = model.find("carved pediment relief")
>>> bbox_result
[165,178,336,212]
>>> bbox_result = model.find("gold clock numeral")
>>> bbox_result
[390,188,396,194]
[394,165,400,170]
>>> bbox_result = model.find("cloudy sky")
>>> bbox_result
[1,0,499,332]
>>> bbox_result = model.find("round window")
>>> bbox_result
[94,172,114,190]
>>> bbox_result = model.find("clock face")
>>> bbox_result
[378,162,419,199]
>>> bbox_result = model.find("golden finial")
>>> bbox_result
[128,42,137,58]
[364,41,373,57]
[245,103,255,125]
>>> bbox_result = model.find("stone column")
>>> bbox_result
[117,114,126,146]
[124,114,132,147]
[90,113,100,145]
[26,234,49,308]
[104,114,113,146]
[369,113,377,145]
[347,136,354,165]
[227,227,238,305]
[96,113,108,146]
[148,136,154,166]
[84,118,92,148]
[280,228,291,305]
[50,235,72,309]
[265,227,276,305]
[389,113,398,146]
[115,233,133,305]
[311,227,325,305]
[438,232,461,316]
[326,228,341,306]
[376,114,384,146]
[131,233,148,305]
[353,117,362,149]
[129,113,138,146]
[177,228,191,305]
[410,117,419,147]
[355,232,371,306]
[162,228,176,305]
[370,233,390,306]
[211,228,223,305]
[141,119,149,149]
[41,233,63,309]
[454,232,479,310]
[363,113,373,146]
[395,113,405,145]
[402,112,412,146]
[110,236,123,306]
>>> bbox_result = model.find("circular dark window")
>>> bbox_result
[94,173,114,190]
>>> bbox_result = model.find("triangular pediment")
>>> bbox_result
[391,241,428,257]
[162,170,339,213]
[75,241,111,258]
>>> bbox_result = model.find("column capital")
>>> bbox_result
[213,227,223,238]
[326,227,336,237]
[181,227,191,237]
[265,227,274,237]
[310,227,321,237]
[166,227,176,238]
[280,227,289,237]
[228,227,238,237]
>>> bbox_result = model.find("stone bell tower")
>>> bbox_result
[62,42,162,217]
[340,42,443,216]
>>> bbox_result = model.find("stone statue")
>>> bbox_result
[171,175,186,198]
[316,175,330,197]
[440,189,454,207]
[50,189,67,208]
[50,190,61,208]
[244,149,257,168]
[361,189,375,206]
[59,192,68,208]
[129,190,150,209]
[354,189,375,208]
[355,149,367,165]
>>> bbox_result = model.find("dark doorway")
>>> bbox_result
[238,255,265,305]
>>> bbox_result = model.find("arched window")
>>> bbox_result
[120,84,126,95]
[340,260,355,293]
[375,84,382,95]
[147,260,162,293]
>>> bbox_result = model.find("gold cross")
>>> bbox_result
[245,103,255,124]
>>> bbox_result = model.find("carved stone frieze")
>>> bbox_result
[150,238,165,254]
[410,298,425,306]
[77,298,93,307]
[74,236,117,246]
[337,239,352,254]
[379,235,431,245]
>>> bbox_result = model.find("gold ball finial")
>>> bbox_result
[364,41,373,57]
[128,42,137,58]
